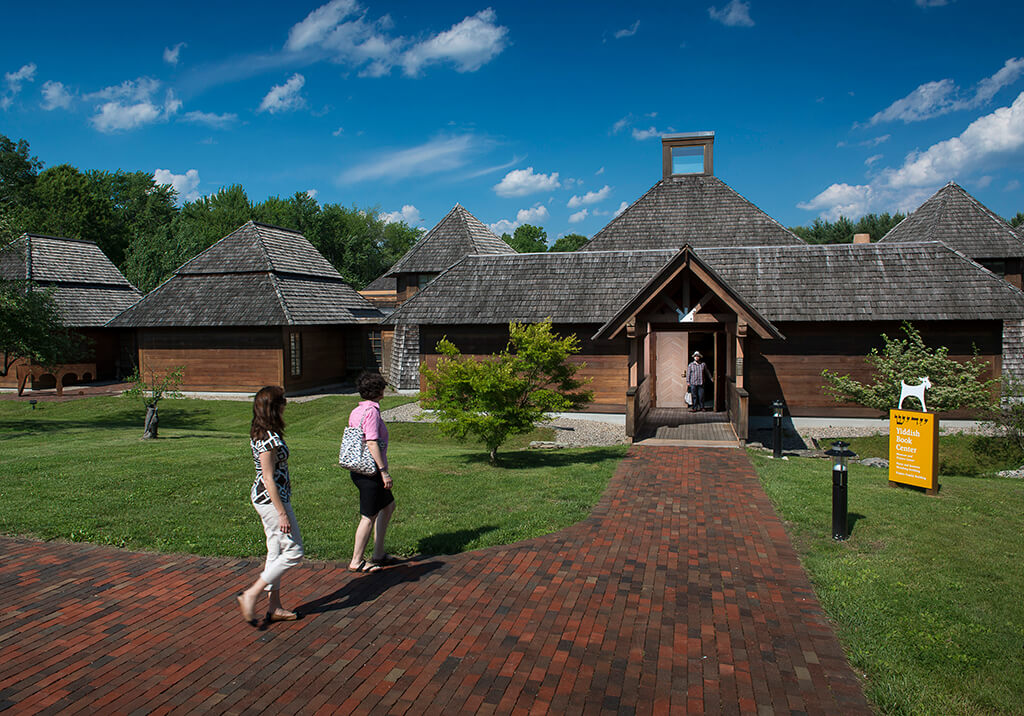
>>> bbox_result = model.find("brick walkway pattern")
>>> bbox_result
[0,447,870,714]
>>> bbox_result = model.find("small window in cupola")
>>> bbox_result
[661,132,714,178]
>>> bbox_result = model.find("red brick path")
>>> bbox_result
[0,447,870,714]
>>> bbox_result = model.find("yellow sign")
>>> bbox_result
[889,409,939,492]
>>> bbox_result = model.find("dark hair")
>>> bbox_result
[251,385,286,440]
[356,371,387,400]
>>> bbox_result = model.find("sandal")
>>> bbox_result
[348,560,366,572]
[361,561,382,572]
[266,609,299,622]
[371,554,399,566]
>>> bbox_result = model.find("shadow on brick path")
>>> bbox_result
[0,447,870,714]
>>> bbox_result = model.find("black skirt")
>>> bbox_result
[350,468,395,517]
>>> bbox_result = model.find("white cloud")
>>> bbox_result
[153,168,201,203]
[567,185,612,208]
[611,115,631,134]
[708,1,754,27]
[614,201,629,217]
[182,110,238,128]
[568,209,589,224]
[402,8,509,76]
[864,154,882,166]
[975,175,993,188]
[493,167,561,197]
[286,0,360,51]
[339,134,482,183]
[489,218,517,235]
[86,78,180,132]
[2,63,37,109]
[802,91,1024,219]
[380,204,423,225]
[869,57,1024,125]
[632,126,661,140]
[40,81,73,111]
[863,134,890,147]
[306,189,319,200]
[1006,179,1021,192]
[286,2,507,78]
[258,74,306,114]
[164,42,186,65]
[614,21,640,39]
[516,204,549,224]
[596,166,605,175]
[916,0,953,6]
[332,126,344,136]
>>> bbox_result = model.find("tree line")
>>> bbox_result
[790,209,1024,244]
[0,133,421,293]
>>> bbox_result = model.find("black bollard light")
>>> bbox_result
[825,441,856,540]
[771,399,784,459]
[29,399,38,410]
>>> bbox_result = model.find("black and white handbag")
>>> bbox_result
[338,425,377,475]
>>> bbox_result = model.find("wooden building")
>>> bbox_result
[0,234,142,390]
[360,204,515,388]
[108,221,382,394]
[386,133,1024,439]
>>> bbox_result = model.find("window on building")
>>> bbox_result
[289,332,302,377]
[671,145,705,175]
[368,330,383,368]
[417,273,438,289]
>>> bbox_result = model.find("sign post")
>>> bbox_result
[888,409,939,495]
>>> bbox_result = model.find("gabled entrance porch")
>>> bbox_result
[593,246,784,445]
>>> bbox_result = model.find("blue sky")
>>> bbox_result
[3,0,1024,242]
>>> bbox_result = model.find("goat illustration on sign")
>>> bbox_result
[897,376,931,412]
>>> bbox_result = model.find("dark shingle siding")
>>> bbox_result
[878,182,1024,259]
[389,243,1024,326]
[581,176,805,252]
[387,205,513,276]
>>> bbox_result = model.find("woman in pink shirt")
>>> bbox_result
[347,372,396,572]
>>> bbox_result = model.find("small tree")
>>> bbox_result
[821,322,995,414]
[420,320,593,464]
[123,366,185,439]
[986,375,1024,453]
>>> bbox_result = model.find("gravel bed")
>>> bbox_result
[380,401,628,447]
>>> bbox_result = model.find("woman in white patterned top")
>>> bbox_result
[236,385,304,626]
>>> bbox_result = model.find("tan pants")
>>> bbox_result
[252,500,304,590]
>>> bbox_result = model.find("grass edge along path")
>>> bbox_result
[749,449,1024,715]
[0,395,626,561]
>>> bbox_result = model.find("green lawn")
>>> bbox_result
[0,395,626,560]
[750,448,1024,715]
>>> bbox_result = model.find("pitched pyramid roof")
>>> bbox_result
[386,204,513,276]
[581,175,805,252]
[0,233,141,327]
[108,222,381,328]
[878,182,1024,258]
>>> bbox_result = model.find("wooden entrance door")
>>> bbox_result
[654,332,688,407]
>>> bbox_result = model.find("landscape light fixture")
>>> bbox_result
[29,399,38,410]
[825,441,856,541]
[771,399,784,459]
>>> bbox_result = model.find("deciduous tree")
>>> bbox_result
[549,233,588,252]
[420,320,593,464]
[821,322,994,413]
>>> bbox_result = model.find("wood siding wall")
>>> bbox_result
[418,325,630,412]
[286,326,351,392]
[139,328,284,392]
[747,321,1003,417]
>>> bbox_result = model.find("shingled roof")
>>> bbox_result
[0,234,141,327]
[387,242,1024,328]
[108,221,381,328]
[581,175,805,252]
[877,182,1024,258]
[385,204,514,276]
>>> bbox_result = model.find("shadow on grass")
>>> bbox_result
[417,525,499,555]
[0,406,216,435]
[295,561,444,616]
[459,446,627,470]
[847,512,867,536]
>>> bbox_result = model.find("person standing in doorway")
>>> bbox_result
[686,351,713,412]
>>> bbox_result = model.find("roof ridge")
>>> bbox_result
[250,222,279,274]
[267,271,294,323]
[20,233,99,245]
